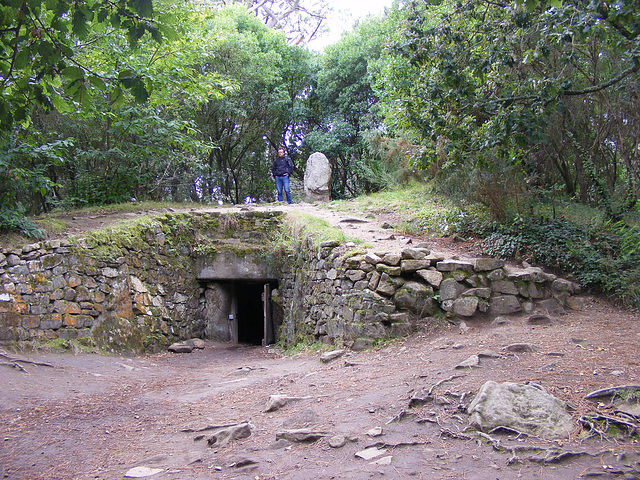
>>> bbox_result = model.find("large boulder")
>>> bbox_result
[468,381,574,438]
[393,281,434,316]
[304,152,331,202]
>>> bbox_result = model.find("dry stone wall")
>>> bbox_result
[275,238,581,349]
[0,210,581,352]
[0,211,281,351]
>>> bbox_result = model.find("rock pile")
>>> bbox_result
[277,240,581,347]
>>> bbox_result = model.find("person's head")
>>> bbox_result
[277,148,285,157]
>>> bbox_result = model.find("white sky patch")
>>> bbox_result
[307,0,394,51]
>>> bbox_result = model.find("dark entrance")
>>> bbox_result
[234,281,276,346]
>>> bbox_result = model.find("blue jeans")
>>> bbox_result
[275,175,292,204]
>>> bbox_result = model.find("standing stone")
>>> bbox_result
[304,152,331,202]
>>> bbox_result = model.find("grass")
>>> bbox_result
[327,182,487,237]
[282,211,352,246]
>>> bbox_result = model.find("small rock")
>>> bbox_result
[355,446,387,460]
[527,314,553,326]
[491,316,510,326]
[264,395,305,412]
[504,343,538,353]
[207,423,252,447]
[185,338,206,349]
[478,350,501,358]
[228,456,258,468]
[275,429,327,443]
[370,455,392,466]
[456,355,479,369]
[365,427,383,437]
[282,409,320,429]
[320,350,345,363]
[124,467,163,478]
[328,435,347,448]
[168,343,193,353]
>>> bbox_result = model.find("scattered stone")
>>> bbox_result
[365,427,383,437]
[124,467,163,478]
[328,435,347,448]
[264,395,308,412]
[275,429,327,443]
[207,423,252,447]
[370,456,393,466]
[458,321,471,334]
[456,355,479,369]
[491,316,510,326]
[282,409,320,429]
[184,338,206,349]
[320,350,345,363]
[566,296,588,311]
[227,456,258,468]
[468,381,574,438]
[355,447,388,461]
[168,342,193,353]
[527,314,554,326]
[478,350,501,358]
[504,343,539,353]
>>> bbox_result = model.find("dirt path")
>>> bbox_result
[1,202,639,480]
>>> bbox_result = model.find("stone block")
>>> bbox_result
[488,295,522,315]
[416,269,443,288]
[491,280,519,295]
[436,260,474,272]
[473,258,505,271]
[402,248,428,260]
[439,278,465,301]
[382,253,401,266]
[375,264,401,276]
[463,287,492,299]
[394,281,433,316]
[453,297,478,317]
[401,259,431,273]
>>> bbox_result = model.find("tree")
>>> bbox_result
[194,6,313,204]
[381,0,640,218]
[303,18,386,198]
[0,0,167,132]
[213,0,330,45]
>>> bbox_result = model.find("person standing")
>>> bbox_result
[271,147,294,204]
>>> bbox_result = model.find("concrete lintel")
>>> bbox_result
[196,251,277,281]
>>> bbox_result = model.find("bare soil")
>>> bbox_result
[1,202,639,480]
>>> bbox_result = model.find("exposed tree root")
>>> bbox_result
[0,350,54,373]
[584,385,640,401]
[579,414,638,438]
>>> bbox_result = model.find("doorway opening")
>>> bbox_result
[230,281,277,346]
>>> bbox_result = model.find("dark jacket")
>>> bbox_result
[272,154,294,177]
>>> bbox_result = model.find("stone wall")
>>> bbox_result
[0,210,581,352]
[274,238,581,349]
[0,211,282,351]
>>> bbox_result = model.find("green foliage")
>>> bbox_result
[380,0,640,215]
[0,0,165,132]
[303,17,388,198]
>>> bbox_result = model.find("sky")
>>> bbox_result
[307,0,394,51]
